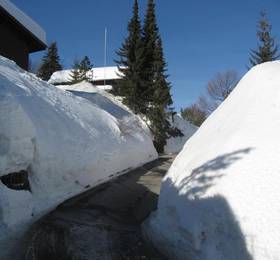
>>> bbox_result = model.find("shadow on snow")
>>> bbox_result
[160,148,254,260]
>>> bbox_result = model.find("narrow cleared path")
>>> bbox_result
[25,155,175,260]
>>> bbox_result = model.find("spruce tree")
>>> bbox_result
[115,0,176,152]
[115,0,148,114]
[142,0,158,102]
[69,56,93,84]
[153,38,173,108]
[143,0,174,153]
[70,60,82,84]
[79,56,93,81]
[249,12,279,67]
[37,42,62,81]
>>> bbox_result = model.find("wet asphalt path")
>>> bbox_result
[25,155,175,260]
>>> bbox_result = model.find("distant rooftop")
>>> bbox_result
[0,0,46,45]
[49,66,123,85]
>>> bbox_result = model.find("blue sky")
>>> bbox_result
[12,0,280,111]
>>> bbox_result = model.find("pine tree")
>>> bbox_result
[37,42,62,81]
[70,60,82,84]
[115,0,175,152]
[143,0,174,153]
[69,56,93,84]
[79,56,93,81]
[153,38,173,108]
[249,12,279,67]
[142,0,158,101]
[115,0,148,114]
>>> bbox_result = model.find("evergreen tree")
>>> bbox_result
[37,42,62,81]
[115,0,176,152]
[70,60,82,84]
[69,56,93,84]
[143,0,174,153]
[249,12,279,67]
[142,0,158,101]
[79,56,93,81]
[115,0,148,114]
[153,38,173,108]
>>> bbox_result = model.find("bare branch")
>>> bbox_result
[197,70,239,115]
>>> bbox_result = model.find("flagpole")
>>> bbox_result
[104,27,107,87]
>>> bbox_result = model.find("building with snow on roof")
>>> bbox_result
[48,66,123,91]
[0,0,46,70]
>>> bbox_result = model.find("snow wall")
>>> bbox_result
[0,56,158,259]
[55,82,198,155]
[144,61,280,260]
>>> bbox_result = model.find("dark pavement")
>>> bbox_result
[24,155,175,260]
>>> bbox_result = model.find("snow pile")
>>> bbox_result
[48,66,122,85]
[55,81,135,120]
[0,0,46,44]
[56,81,99,93]
[164,114,197,154]
[0,56,157,259]
[56,83,196,155]
[56,82,112,92]
[144,61,280,260]
[57,83,197,155]
[94,85,113,91]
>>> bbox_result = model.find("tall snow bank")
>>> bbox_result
[144,61,280,260]
[0,56,157,259]
[164,114,197,154]
[56,83,197,155]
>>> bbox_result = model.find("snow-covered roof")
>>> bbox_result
[0,0,46,45]
[49,66,123,85]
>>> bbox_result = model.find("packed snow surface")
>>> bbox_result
[0,0,46,44]
[144,61,280,260]
[56,83,197,155]
[48,66,122,85]
[164,114,197,154]
[55,81,133,120]
[0,56,157,259]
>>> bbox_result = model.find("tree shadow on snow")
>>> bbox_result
[178,148,254,198]
[160,148,254,260]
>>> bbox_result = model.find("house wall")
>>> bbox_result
[0,14,29,70]
[92,79,117,86]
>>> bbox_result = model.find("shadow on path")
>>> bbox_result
[24,156,174,260]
